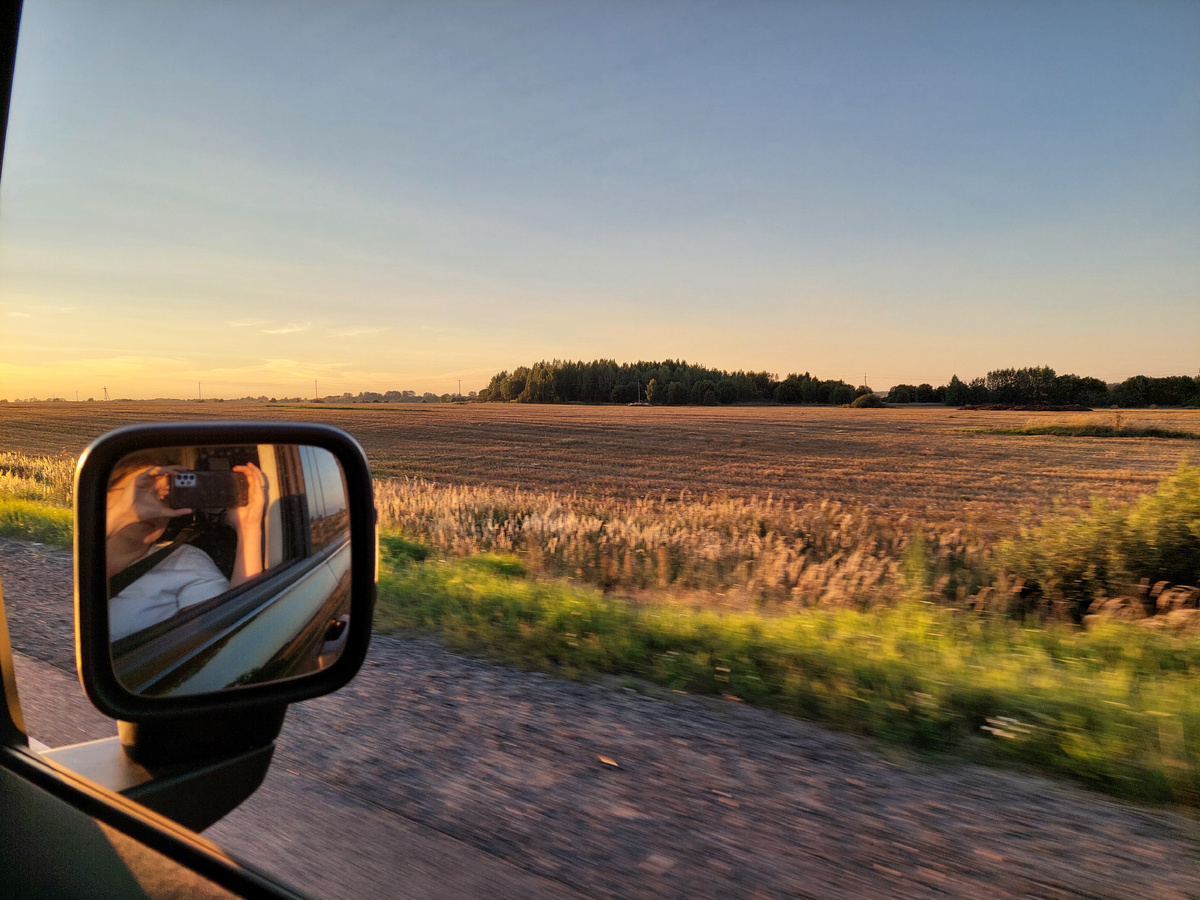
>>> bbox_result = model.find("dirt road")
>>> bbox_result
[3,539,1198,899]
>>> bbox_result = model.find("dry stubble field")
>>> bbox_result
[2,401,1197,533]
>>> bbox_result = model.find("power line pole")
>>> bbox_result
[103,386,109,402]
[314,380,319,401]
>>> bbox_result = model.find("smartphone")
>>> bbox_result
[167,470,249,509]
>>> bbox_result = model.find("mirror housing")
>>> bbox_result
[75,422,376,722]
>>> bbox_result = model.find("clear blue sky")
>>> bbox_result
[1,0,1197,399]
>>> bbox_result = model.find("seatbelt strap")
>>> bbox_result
[108,542,181,596]
[107,520,205,596]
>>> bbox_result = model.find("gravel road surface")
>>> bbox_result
[3,538,1199,899]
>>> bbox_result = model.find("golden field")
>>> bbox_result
[1,401,1196,523]
[3,402,1197,608]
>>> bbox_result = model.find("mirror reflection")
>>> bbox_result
[107,443,351,697]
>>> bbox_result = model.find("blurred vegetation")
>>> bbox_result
[374,460,1200,803]
[0,452,75,546]
[1001,460,1200,622]
[0,499,72,546]
[0,451,74,506]
[2,448,1195,625]
[379,462,1200,615]
[374,477,958,606]
[376,545,1200,806]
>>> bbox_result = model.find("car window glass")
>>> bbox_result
[299,446,348,553]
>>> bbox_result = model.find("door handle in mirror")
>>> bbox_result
[74,423,376,721]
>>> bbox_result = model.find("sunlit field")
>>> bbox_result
[2,400,1197,516]
[2,401,1197,610]
[3,401,1199,803]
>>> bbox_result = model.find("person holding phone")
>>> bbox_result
[105,455,267,641]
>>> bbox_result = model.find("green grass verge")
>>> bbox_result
[0,498,73,546]
[377,544,1200,806]
[980,425,1199,439]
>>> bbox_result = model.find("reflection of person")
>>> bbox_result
[107,459,266,641]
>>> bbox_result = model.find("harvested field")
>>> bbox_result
[1,402,1197,534]
[5,405,1200,803]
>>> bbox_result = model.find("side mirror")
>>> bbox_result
[74,422,376,723]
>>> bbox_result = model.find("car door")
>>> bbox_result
[1,585,309,900]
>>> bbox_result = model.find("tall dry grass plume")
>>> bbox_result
[374,477,989,608]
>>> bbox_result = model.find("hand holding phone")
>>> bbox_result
[167,470,250,509]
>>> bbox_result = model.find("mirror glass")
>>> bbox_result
[106,443,352,696]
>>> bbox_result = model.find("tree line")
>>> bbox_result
[932,368,1200,408]
[476,360,1200,408]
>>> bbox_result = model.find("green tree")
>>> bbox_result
[944,375,968,406]
[519,362,557,403]
[691,380,716,405]
[500,367,529,401]
[774,376,803,404]
[831,383,855,405]
[610,383,636,403]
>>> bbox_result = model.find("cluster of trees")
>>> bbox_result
[1107,375,1200,408]
[478,359,787,405]
[772,372,866,405]
[476,359,865,406]
[477,359,1200,408]
[921,368,1200,408]
[931,367,1110,407]
[881,383,945,404]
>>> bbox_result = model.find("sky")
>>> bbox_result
[1,0,1197,400]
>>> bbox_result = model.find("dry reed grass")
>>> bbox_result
[0,451,75,506]
[374,477,988,608]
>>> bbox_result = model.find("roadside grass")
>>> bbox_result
[0,498,73,546]
[376,543,1200,806]
[0,450,75,506]
[0,452,74,546]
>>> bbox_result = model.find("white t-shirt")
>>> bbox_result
[109,544,230,641]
